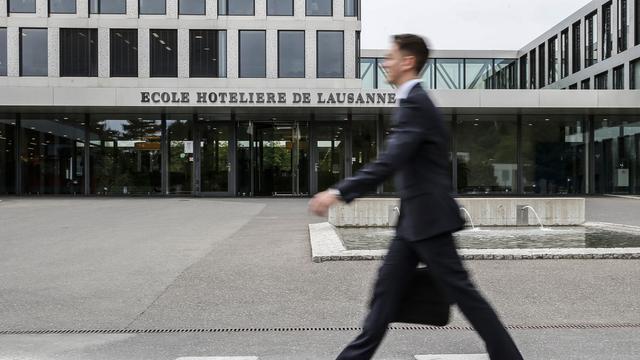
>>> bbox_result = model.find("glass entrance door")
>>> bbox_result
[313,124,346,192]
[198,122,232,195]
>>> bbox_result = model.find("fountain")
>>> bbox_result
[459,207,478,230]
[522,205,545,230]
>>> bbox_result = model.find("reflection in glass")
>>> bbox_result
[278,31,305,78]
[179,0,205,15]
[240,31,266,78]
[464,59,493,89]
[219,0,254,15]
[89,116,162,195]
[522,116,585,194]
[435,59,462,89]
[20,116,86,195]
[200,123,231,193]
[382,114,395,194]
[420,59,434,89]
[315,124,345,191]
[595,71,608,89]
[602,2,613,59]
[0,117,16,194]
[9,0,36,13]
[167,117,193,194]
[360,58,376,89]
[306,0,332,16]
[594,116,640,194]
[547,36,558,84]
[585,12,598,67]
[317,31,344,78]
[345,0,357,16]
[190,30,223,78]
[617,0,629,52]
[90,0,126,14]
[456,116,517,194]
[376,59,393,89]
[0,28,6,76]
[613,66,624,89]
[352,115,377,174]
[268,0,293,15]
[20,28,48,76]
[493,59,517,89]
[140,0,166,15]
[150,29,177,77]
[572,21,581,73]
[110,29,138,77]
[60,28,98,77]
[49,0,76,13]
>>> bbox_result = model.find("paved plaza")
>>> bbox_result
[0,197,639,359]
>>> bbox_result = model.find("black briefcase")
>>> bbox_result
[393,267,451,326]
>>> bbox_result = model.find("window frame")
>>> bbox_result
[277,30,305,78]
[179,0,206,15]
[139,0,167,15]
[59,28,99,77]
[110,28,139,77]
[316,30,344,79]
[49,0,77,14]
[267,0,294,16]
[238,30,266,78]
[306,0,333,17]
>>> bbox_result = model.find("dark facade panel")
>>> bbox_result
[150,29,178,77]
[60,28,98,77]
[190,30,221,78]
[110,29,138,77]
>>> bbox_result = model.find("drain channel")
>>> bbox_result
[1,323,639,335]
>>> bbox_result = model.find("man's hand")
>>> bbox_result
[308,190,342,216]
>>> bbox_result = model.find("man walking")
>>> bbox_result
[309,34,524,360]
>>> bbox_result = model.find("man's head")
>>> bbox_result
[383,34,430,86]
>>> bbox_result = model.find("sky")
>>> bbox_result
[362,0,593,50]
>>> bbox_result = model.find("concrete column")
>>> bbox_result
[48,27,59,77]
[334,0,344,19]
[139,28,150,78]
[305,29,315,79]
[266,29,277,78]
[177,28,189,78]
[624,61,631,89]
[127,0,139,18]
[294,0,305,19]
[0,0,7,18]
[167,0,178,18]
[612,0,619,53]
[7,27,19,77]
[344,30,355,79]
[227,29,238,79]
[630,0,637,46]
[206,0,218,18]
[35,0,47,18]
[98,27,110,77]
[77,0,89,18]
[255,0,267,18]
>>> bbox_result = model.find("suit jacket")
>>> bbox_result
[335,83,464,241]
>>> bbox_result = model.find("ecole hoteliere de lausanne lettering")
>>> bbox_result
[140,91,396,105]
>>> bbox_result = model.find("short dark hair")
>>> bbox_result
[392,34,430,74]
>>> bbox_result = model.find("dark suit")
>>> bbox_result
[334,83,523,360]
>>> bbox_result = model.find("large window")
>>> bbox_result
[548,36,558,84]
[20,28,48,77]
[317,31,343,78]
[351,115,377,174]
[0,28,6,76]
[218,0,254,15]
[267,0,293,16]
[166,116,193,194]
[436,58,463,89]
[90,0,126,14]
[307,0,332,16]
[239,30,266,78]
[572,21,581,73]
[538,43,546,88]
[464,59,492,89]
[9,0,36,13]
[522,116,585,194]
[0,117,16,194]
[190,30,226,78]
[594,116,640,194]
[585,12,598,67]
[456,116,518,194]
[278,31,305,78]
[602,2,613,60]
[140,0,166,15]
[180,0,205,15]
[360,58,376,88]
[632,58,640,89]
[20,115,86,195]
[345,0,358,17]
[617,0,628,52]
[49,0,76,13]
[89,115,162,195]
[595,71,608,89]
[613,65,624,89]
[560,30,569,78]
[150,29,177,77]
[519,55,528,89]
[60,28,98,77]
[110,29,138,77]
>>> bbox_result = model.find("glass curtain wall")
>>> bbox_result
[0,117,16,194]
[20,115,86,195]
[166,116,193,194]
[435,59,463,89]
[89,115,162,195]
[595,116,640,194]
[456,115,518,194]
[522,116,585,194]
[464,59,493,89]
[494,59,517,89]
[561,30,569,78]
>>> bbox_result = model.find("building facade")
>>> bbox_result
[0,0,639,197]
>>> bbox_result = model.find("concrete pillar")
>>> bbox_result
[255,0,267,18]
[167,0,178,18]
[7,27,19,77]
[77,0,89,18]
[227,29,238,79]
[266,29,277,78]
[206,0,218,18]
[0,0,7,18]
[294,0,305,19]
[139,28,150,78]
[624,61,631,89]
[35,0,47,18]
[98,27,110,78]
[178,28,189,78]
[334,0,344,19]
[127,0,139,18]
[305,29,316,79]
[48,27,59,77]
[344,30,356,79]
[630,0,637,46]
